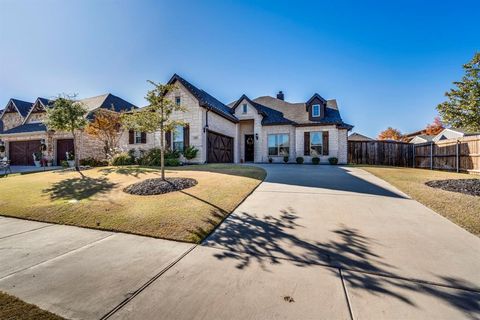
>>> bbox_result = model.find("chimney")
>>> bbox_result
[276,91,284,100]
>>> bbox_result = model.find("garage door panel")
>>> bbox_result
[207,131,233,163]
[9,140,42,165]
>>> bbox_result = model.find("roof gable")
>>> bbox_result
[167,74,238,123]
[1,99,33,120]
[231,95,293,125]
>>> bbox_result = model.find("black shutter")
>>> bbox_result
[141,132,146,144]
[129,130,134,144]
[165,131,171,149]
[323,131,329,155]
[183,124,190,150]
[304,132,310,156]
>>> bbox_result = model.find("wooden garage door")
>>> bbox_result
[56,139,74,164]
[207,131,234,163]
[9,140,42,165]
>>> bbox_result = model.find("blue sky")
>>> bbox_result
[1,0,478,137]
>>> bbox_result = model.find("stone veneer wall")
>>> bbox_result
[25,112,47,123]
[2,113,23,131]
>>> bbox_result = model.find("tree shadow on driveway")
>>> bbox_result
[200,208,480,318]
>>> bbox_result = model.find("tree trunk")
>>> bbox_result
[72,130,79,172]
[160,122,165,180]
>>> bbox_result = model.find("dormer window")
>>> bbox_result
[242,103,248,114]
[312,104,321,117]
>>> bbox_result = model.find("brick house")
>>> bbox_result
[127,74,353,164]
[0,74,353,166]
[0,94,136,165]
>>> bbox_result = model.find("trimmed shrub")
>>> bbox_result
[80,157,108,167]
[283,156,289,163]
[111,152,133,166]
[142,148,181,166]
[165,158,181,166]
[268,157,273,163]
[296,157,304,164]
[328,157,338,165]
[312,157,320,165]
[61,160,69,168]
[183,146,199,161]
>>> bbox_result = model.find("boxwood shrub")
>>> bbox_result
[312,157,320,165]
[296,157,304,164]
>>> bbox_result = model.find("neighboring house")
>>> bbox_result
[348,132,374,142]
[432,128,480,142]
[409,134,435,144]
[0,94,136,165]
[135,74,353,164]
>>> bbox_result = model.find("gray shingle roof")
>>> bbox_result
[11,99,33,118]
[231,95,294,126]
[1,123,46,134]
[253,96,353,129]
[168,74,238,123]
[80,93,137,113]
[37,97,53,106]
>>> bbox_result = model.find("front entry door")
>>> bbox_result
[244,134,254,162]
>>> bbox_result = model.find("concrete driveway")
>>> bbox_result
[1,164,479,319]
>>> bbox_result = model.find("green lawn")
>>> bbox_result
[358,166,480,236]
[0,164,265,243]
[0,291,64,320]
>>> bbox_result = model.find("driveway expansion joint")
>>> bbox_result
[0,233,115,281]
[0,224,54,240]
[99,244,198,320]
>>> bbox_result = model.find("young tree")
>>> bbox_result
[85,108,122,158]
[44,94,88,171]
[424,116,444,135]
[121,81,186,180]
[378,127,403,141]
[437,52,480,132]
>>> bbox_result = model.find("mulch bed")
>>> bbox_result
[425,179,480,197]
[124,177,198,195]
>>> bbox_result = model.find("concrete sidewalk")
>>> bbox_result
[1,164,479,319]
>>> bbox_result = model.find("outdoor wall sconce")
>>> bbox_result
[40,138,46,145]
[255,133,259,140]
[203,124,209,133]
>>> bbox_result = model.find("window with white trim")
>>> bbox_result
[134,131,143,144]
[312,104,321,117]
[268,134,289,156]
[310,131,323,156]
[173,125,184,151]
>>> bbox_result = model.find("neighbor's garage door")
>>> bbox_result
[9,140,42,165]
[207,131,234,163]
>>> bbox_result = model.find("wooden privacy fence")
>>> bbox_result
[348,135,480,174]
[348,141,413,167]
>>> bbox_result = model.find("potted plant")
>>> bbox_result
[66,151,75,168]
[47,159,53,167]
[33,152,42,167]
[328,157,338,165]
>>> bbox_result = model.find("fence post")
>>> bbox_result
[412,144,415,168]
[456,140,460,173]
[430,142,433,170]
